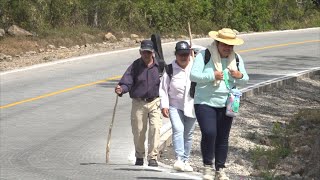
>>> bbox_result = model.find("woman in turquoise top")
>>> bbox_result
[190,28,249,180]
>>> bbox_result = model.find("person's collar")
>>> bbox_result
[139,57,158,67]
[153,57,159,66]
[173,60,185,70]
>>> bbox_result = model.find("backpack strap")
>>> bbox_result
[190,49,211,98]
[235,53,239,71]
[155,52,166,77]
[189,82,196,98]
[204,49,211,65]
[131,59,141,83]
[165,63,173,79]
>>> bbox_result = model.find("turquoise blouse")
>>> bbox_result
[190,50,249,107]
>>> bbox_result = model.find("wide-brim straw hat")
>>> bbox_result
[208,28,244,45]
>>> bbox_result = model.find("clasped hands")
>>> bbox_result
[214,68,243,80]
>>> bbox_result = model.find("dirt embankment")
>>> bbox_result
[0,34,201,72]
[0,36,141,71]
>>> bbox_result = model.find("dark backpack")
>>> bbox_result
[165,49,239,98]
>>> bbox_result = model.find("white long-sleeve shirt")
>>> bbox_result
[159,59,195,118]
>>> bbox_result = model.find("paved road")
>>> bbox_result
[0,28,319,180]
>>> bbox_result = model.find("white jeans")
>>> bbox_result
[169,106,196,162]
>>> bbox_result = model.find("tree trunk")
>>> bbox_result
[93,6,98,27]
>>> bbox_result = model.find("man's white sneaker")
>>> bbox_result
[173,160,184,171]
[215,169,229,180]
[183,161,193,172]
[203,165,214,180]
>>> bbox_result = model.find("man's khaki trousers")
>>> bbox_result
[131,98,162,160]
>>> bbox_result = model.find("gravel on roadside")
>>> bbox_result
[159,75,320,180]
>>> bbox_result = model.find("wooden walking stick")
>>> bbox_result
[188,22,195,58]
[106,95,119,163]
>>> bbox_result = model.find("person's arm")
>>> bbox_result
[190,51,215,83]
[229,54,249,87]
[159,71,170,118]
[115,63,135,95]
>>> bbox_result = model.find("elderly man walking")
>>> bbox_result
[115,39,162,167]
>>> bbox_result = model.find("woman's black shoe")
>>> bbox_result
[148,159,158,167]
[135,158,144,166]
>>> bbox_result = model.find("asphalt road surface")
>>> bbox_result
[0,28,319,180]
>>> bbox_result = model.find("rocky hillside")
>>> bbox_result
[0,25,204,72]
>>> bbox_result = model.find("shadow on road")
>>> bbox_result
[97,80,119,88]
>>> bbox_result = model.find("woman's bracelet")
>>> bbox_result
[239,73,243,79]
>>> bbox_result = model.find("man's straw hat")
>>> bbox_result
[208,28,244,45]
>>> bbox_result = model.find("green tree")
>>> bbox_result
[0,0,319,37]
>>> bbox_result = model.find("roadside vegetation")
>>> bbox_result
[250,108,320,179]
[0,0,319,44]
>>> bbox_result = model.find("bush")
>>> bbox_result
[0,0,319,36]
